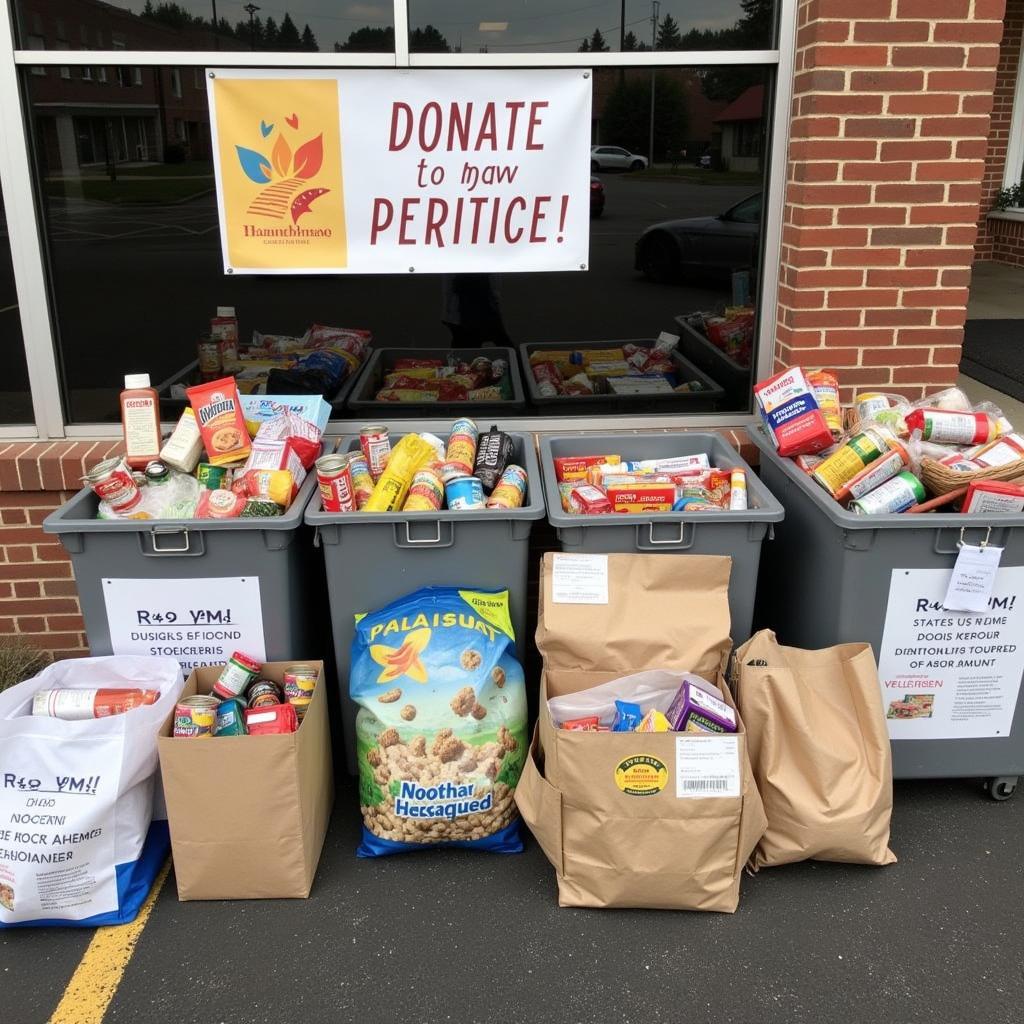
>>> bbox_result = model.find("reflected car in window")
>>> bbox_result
[634,192,762,283]
[590,146,648,172]
[590,176,605,217]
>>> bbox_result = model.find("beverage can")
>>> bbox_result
[213,651,262,699]
[174,695,219,738]
[445,417,479,475]
[851,471,926,515]
[445,474,485,510]
[316,453,356,512]
[359,425,391,481]
[84,457,142,513]
[346,452,375,510]
[403,467,445,511]
[485,465,527,509]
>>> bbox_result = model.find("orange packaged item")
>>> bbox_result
[561,716,601,731]
[568,485,613,514]
[553,455,621,482]
[186,376,251,466]
[806,370,843,441]
[606,482,677,513]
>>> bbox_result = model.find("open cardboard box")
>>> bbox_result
[158,661,334,900]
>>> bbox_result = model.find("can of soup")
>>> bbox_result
[359,425,391,481]
[246,679,283,709]
[174,695,219,738]
[445,418,479,475]
[851,471,926,515]
[347,452,375,510]
[212,651,262,699]
[84,457,142,513]
[283,664,318,701]
[446,474,485,511]
[854,392,891,423]
[485,465,527,509]
[404,466,445,511]
[316,453,356,512]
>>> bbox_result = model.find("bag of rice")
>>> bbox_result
[350,587,527,857]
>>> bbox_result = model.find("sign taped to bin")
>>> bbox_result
[208,69,592,274]
[877,567,1024,740]
[102,577,266,671]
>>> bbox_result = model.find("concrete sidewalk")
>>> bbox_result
[3,777,1022,1024]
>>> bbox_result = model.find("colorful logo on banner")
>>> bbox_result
[212,77,347,269]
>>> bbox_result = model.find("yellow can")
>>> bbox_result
[811,427,892,498]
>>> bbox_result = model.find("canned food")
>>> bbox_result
[197,338,222,381]
[283,664,319,702]
[196,463,228,490]
[212,650,263,699]
[289,697,312,724]
[360,425,391,481]
[837,442,910,503]
[438,460,468,484]
[213,697,248,736]
[84,456,142,513]
[174,695,219,738]
[445,418,479,475]
[854,392,891,423]
[811,427,893,499]
[485,465,527,509]
[851,471,926,515]
[144,460,170,485]
[347,452,375,510]
[246,679,283,709]
[446,474,485,510]
[403,466,445,511]
[316,453,356,512]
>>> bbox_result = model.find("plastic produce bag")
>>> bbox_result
[0,656,185,927]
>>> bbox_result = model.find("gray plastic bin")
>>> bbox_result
[751,424,1024,794]
[673,315,752,408]
[521,339,725,412]
[307,432,545,774]
[540,431,784,643]
[43,473,322,661]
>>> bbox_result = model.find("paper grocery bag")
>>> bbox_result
[517,553,767,912]
[732,630,896,870]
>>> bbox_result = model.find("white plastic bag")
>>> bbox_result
[0,656,184,928]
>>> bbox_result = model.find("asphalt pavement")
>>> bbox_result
[2,776,1022,1024]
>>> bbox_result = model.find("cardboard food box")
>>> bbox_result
[516,553,767,912]
[158,660,333,900]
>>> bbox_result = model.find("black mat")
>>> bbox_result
[960,319,1024,402]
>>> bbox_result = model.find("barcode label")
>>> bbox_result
[676,736,741,799]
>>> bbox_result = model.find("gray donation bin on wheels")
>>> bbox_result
[751,425,1024,800]
[540,431,784,643]
[307,432,545,774]
[43,474,322,662]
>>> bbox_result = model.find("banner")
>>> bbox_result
[208,69,592,275]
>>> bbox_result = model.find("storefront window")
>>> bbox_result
[0,185,34,423]
[407,1,776,54]
[25,60,770,423]
[13,1,395,54]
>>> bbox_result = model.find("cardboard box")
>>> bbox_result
[158,661,333,900]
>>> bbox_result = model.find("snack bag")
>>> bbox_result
[350,587,528,857]
[186,376,251,466]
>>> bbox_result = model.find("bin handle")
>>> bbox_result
[140,527,204,557]
[637,521,694,549]
[394,520,455,549]
[934,525,993,555]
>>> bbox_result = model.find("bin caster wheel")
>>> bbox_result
[985,777,1018,801]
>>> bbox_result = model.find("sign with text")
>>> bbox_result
[877,567,1024,740]
[208,69,592,274]
[102,577,266,672]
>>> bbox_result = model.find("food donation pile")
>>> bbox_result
[679,306,755,368]
[552,452,749,514]
[172,307,371,400]
[90,376,328,521]
[529,335,709,398]
[317,420,528,513]
[755,366,1024,514]
[366,354,514,403]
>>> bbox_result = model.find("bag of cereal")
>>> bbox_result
[350,587,527,857]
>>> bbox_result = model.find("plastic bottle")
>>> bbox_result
[120,373,162,470]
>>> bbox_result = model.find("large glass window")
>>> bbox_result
[14,1,395,53]
[0,183,34,424]
[26,61,770,422]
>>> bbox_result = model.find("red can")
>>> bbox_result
[359,424,391,481]
[84,456,142,513]
[316,453,356,512]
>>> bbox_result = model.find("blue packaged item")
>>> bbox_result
[612,700,643,732]
[350,587,528,858]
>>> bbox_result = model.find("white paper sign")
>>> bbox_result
[877,567,1024,740]
[943,544,1003,612]
[551,554,609,605]
[675,735,741,799]
[102,577,266,672]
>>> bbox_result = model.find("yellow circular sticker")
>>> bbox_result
[614,755,668,796]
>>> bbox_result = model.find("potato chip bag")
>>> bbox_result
[350,587,527,857]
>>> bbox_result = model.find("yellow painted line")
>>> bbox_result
[47,860,171,1024]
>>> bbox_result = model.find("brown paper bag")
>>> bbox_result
[516,553,767,912]
[158,661,335,900]
[733,630,896,870]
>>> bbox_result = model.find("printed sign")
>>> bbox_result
[102,577,266,671]
[877,567,1024,740]
[208,69,592,274]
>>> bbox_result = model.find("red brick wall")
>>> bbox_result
[976,0,1024,263]
[776,0,1007,402]
[0,442,127,660]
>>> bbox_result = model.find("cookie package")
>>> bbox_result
[186,376,252,467]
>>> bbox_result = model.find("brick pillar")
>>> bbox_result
[776,0,1007,402]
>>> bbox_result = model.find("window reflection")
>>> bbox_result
[0,188,34,424]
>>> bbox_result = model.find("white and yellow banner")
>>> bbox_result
[208,69,592,275]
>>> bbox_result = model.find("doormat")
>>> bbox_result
[959,319,1024,403]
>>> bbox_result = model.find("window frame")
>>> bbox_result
[1003,42,1024,203]
[0,0,795,439]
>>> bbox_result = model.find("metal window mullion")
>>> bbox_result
[0,6,64,438]
[394,0,410,67]
[409,50,780,69]
[14,50,398,67]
